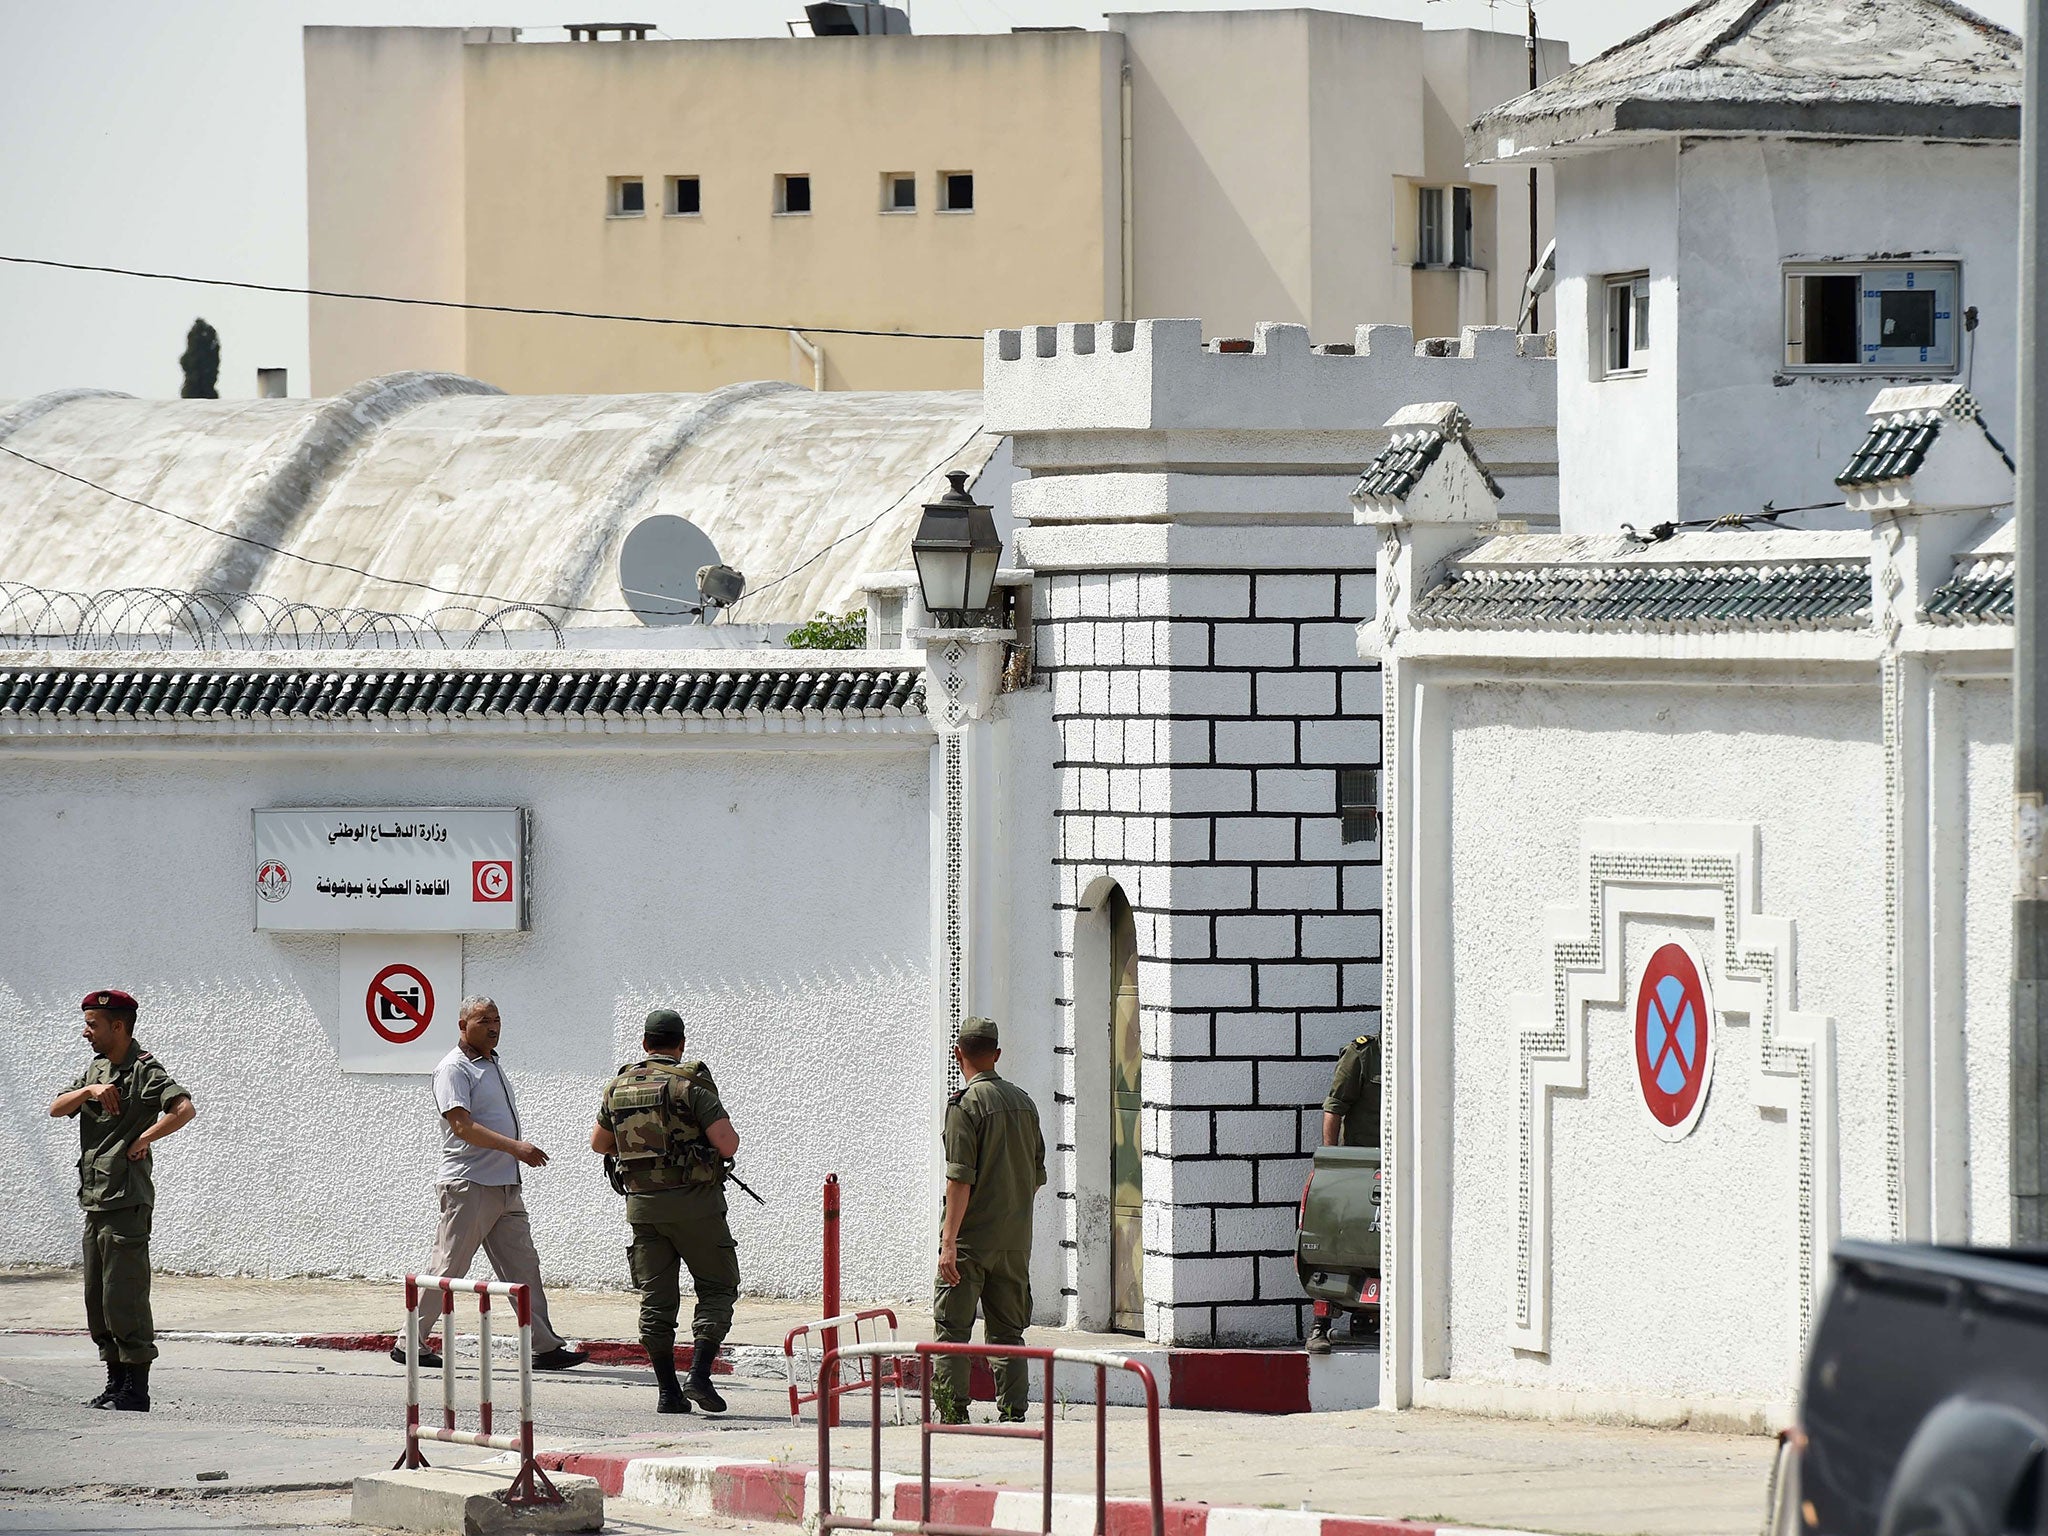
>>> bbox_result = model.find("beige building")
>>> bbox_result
[307,14,1566,397]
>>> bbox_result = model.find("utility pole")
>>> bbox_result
[2015,0,2048,1244]
[1526,1,1540,332]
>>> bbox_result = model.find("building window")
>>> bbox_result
[609,177,645,217]
[1450,186,1474,268]
[1338,768,1380,845]
[1784,261,1960,373]
[1603,272,1651,376]
[882,173,916,213]
[776,174,811,215]
[667,176,700,216]
[940,172,974,212]
[874,594,904,649]
[1417,186,1444,266]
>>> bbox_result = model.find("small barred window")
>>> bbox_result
[1338,768,1379,845]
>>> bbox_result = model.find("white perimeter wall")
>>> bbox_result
[1441,680,1882,1406]
[0,737,935,1300]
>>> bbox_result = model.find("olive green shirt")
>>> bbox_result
[66,1043,190,1212]
[1322,1034,1382,1148]
[597,1057,730,1223]
[943,1068,1045,1251]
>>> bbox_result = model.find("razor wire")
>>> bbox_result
[0,584,566,653]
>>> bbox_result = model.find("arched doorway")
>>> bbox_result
[1108,885,1144,1333]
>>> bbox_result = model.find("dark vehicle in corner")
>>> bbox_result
[1794,1239,2048,1534]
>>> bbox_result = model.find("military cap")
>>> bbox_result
[643,1007,686,1043]
[82,989,138,1013]
[957,1016,999,1048]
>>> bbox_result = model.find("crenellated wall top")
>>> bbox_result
[983,318,1555,439]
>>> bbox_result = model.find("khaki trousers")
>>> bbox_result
[84,1206,156,1364]
[932,1245,1031,1416]
[420,1182,566,1353]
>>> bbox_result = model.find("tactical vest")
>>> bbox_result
[604,1058,720,1194]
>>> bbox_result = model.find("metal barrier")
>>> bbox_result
[784,1308,908,1425]
[818,1342,1165,1536]
[394,1274,563,1508]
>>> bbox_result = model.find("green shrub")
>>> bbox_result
[784,610,868,650]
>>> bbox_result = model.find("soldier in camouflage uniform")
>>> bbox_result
[1306,1030,1381,1354]
[47,989,196,1413]
[934,1017,1045,1425]
[591,1009,740,1415]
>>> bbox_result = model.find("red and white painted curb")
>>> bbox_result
[0,1329,1380,1413]
[524,1454,1545,1536]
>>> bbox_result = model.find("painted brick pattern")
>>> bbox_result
[1040,566,1382,1346]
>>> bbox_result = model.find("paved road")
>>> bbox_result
[0,1332,1778,1536]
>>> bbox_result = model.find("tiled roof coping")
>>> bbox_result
[0,658,928,730]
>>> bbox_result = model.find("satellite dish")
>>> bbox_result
[619,515,724,626]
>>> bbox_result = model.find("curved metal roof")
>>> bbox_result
[0,373,996,628]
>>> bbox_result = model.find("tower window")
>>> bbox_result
[777,174,812,215]
[609,177,645,217]
[1603,272,1650,377]
[668,176,700,216]
[940,172,974,212]
[1784,262,1960,373]
[882,173,916,212]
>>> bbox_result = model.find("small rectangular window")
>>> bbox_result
[777,174,811,215]
[1338,768,1380,845]
[882,173,916,212]
[941,172,974,212]
[1603,272,1650,376]
[875,594,904,649]
[668,176,700,216]
[1784,262,1960,373]
[1417,186,1444,266]
[1450,186,1473,268]
[609,177,645,217]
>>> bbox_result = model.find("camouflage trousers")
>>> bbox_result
[932,1246,1031,1418]
[628,1203,740,1359]
[83,1206,156,1364]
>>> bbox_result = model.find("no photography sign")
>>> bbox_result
[339,936,460,1073]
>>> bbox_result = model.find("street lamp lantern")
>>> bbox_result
[911,470,1003,622]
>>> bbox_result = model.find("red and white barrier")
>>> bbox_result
[527,1454,1547,1536]
[396,1274,562,1508]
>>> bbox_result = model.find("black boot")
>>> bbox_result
[87,1361,125,1409]
[108,1361,150,1412]
[683,1339,727,1414]
[1306,1316,1334,1356]
[651,1348,691,1415]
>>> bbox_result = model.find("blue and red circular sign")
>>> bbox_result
[1634,941,1715,1140]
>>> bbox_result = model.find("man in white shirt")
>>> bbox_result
[397,995,587,1371]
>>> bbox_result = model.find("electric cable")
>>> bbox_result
[0,254,983,343]
[728,424,989,611]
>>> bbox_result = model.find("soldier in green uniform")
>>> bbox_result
[1307,1030,1380,1354]
[46,989,196,1413]
[933,1017,1045,1425]
[590,1009,740,1415]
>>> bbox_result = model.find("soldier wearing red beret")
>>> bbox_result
[47,990,196,1412]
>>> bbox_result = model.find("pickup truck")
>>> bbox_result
[1793,1239,2048,1534]
[1295,1145,1382,1317]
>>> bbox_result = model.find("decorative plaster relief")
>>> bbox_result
[1510,821,1835,1355]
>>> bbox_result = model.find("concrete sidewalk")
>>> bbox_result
[0,1265,870,1350]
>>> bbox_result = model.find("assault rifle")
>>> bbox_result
[602,1144,766,1206]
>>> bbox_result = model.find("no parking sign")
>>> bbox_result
[1632,939,1716,1141]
